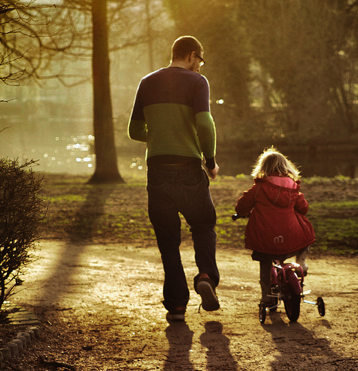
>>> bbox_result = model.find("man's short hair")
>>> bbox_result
[171,36,203,61]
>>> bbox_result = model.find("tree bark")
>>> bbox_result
[89,0,124,184]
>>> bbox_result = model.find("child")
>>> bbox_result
[235,146,315,305]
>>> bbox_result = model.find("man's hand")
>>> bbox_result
[206,164,219,179]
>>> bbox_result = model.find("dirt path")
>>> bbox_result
[5,240,358,370]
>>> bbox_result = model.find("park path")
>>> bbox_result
[12,240,358,370]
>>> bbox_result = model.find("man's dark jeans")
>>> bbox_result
[147,165,219,311]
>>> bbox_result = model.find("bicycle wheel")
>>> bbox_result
[259,303,266,324]
[283,283,301,322]
[317,297,325,317]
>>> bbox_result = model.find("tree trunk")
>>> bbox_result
[89,0,124,184]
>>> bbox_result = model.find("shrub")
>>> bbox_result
[0,158,45,310]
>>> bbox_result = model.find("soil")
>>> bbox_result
[1,176,358,370]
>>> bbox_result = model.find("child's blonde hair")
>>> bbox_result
[251,146,300,180]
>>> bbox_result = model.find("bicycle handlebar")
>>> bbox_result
[232,214,245,221]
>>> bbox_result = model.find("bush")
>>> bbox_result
[0,158,45,310]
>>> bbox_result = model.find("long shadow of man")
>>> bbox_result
[66,184,115,243]
[164,321,195,370]
[200,321,238,370]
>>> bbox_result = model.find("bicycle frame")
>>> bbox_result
[272,261,304,296]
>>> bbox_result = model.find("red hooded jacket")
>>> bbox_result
[235,176,315,255]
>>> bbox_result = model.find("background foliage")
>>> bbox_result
[0,159,44,309]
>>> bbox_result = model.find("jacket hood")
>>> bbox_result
[255,177,301,208]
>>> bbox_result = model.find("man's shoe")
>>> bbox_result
[166,307,186,321]
[196,277,220,311]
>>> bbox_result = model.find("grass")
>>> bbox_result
[38,173,358,256]
[307,200,358,255]
[309,200,358,210]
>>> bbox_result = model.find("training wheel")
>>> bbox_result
[259,303,266,324]
[317,297,325,317]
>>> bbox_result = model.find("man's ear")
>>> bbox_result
[188,51,196,62]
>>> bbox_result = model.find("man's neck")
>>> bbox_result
[169,61,188,69]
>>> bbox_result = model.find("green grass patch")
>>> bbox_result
[302,175,356,185]
[309,217,358,255]
[308,200,358,254]
[309,200,358,210]
[215,205,247,247]
[44,194,87,203]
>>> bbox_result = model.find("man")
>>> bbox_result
[128,36,220,321]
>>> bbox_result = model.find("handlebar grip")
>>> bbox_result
[232,213,250,221]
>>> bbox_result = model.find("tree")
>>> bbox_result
[39,0,125,183]
[0,1,51,85]
[70,0,173,182]
[90,0,123,183]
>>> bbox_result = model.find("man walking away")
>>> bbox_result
[128,36,220,321]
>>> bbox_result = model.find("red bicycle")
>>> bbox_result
[232,214,325,324]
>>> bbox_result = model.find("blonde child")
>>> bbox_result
[235,147,315,305]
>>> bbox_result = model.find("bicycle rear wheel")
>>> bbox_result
[283,284,300,322]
